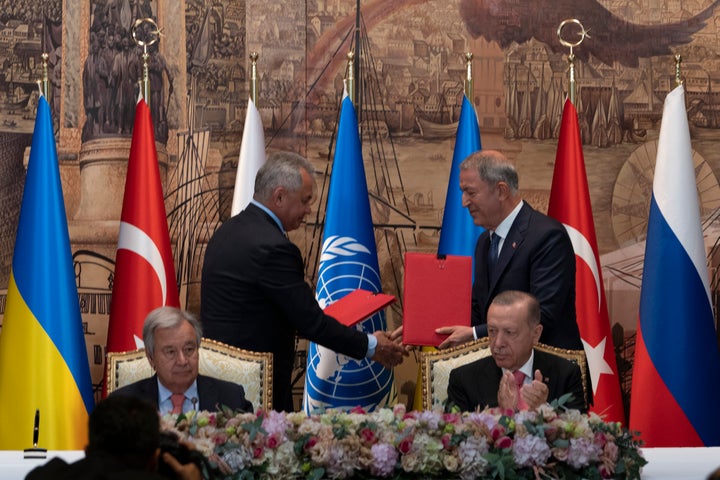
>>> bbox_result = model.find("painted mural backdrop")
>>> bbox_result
[2,0,720,404]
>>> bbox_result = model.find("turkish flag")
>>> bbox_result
[548,98,625,424]
[106,98,179,361]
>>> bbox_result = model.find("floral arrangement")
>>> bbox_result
[161,401,646,480]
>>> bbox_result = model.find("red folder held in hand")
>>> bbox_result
[323,289,396,327]
[402,253,472,346]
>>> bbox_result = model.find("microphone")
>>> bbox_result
[23,409,47,459]
[33,409,39,447]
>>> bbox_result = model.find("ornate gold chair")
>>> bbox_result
[534,342,590,409]
[106,338,273,411]
[419,338,492,411]
[419,339,590,411]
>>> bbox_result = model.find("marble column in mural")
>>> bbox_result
[60,0,186,391]
[69,0,185,252]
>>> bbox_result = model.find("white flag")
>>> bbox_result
[231,97,266,216]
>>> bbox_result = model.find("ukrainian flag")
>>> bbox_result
[0,96,94,449]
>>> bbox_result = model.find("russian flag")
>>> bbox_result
[0,96,94,449]
[629,85,720,447]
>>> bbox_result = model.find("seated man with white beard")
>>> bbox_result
[111,307,253,414]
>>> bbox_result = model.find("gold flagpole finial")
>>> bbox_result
[346,51,355,104]
[249,52,259,105]
[674,54,683,88]
[40,53,49,100]
[464,52,474,99]
[131,17,162,103]
[557,18,589,105]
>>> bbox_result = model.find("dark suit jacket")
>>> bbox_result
[110,374,253,413]
[26,452,166,480]
[472,202,582,349]
[447,349,587,412]
[200,203,369,411]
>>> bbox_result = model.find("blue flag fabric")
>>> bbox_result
[303,95,396,413]
[437,95,484,257]
[0,96,94,449]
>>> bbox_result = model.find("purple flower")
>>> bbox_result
[512,434,551,467]
[261,410,289,440]
[567,436,602,469]
[370,443,398,477]
[457,436,489,480]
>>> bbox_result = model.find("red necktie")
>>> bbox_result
[513,370,529,411]
[171,393,185,414]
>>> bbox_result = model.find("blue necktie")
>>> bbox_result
[488,233,501,270]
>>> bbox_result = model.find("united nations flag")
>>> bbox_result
[302,94,396,413]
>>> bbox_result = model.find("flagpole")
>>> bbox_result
[39,53,49,100]
[464,52,473,99]
[346,52,355,105]
[131,17,161,103]
[250,52,259,105]
[557,19,588,105]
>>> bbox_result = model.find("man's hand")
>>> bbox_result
[435,325,474,349]
[161,451,202,480]
[520,369,549,410]
[389,324,403,342]
[371,331,409,368]
[497,371,519,410]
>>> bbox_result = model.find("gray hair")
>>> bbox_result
[460,150,519,194]
[142,306,202,357]
[491,290,540,327]
[254,151,315,202]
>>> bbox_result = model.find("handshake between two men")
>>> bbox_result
[368,326,409,369]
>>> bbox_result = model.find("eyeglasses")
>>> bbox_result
[159,344,198,361]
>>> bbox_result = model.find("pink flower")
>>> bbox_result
[491,424,506,440]
[398,436,413,454]
[443,412,461,424]
[350,405,367,414]
[441,433,451,449]
[599,464,613,478]
[253,446,264,458]
[360,427,376,444]
[266,433,280,449]
[496,436,513,449]
[304,436,318,450]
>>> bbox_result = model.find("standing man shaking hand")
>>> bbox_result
[201,151,407,411]
[436,150,582,350]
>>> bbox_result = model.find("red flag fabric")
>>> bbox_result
[106,99,179,357]
[547,98,625,424]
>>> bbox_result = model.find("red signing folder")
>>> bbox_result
[402,253,472,346]
[323,289,396,327]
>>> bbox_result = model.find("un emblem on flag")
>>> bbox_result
[303,237,396,413]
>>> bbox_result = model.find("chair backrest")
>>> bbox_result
[419,338,491,411]
[420,339,590,411]
[533,342,590,409]
[106,338,273,411]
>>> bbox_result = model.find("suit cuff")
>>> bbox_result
[474,324,488,339]
[365,333,377,358]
